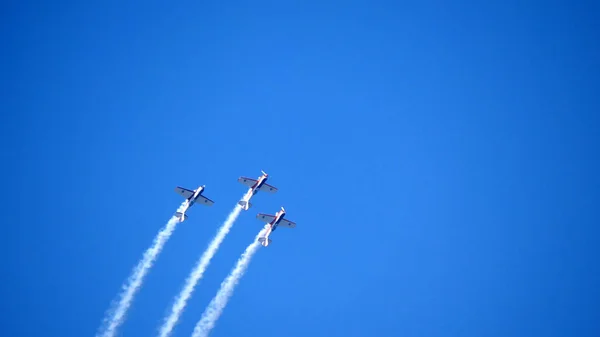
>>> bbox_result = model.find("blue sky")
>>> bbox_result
[3,1,599,336]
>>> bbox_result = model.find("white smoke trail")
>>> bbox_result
[191,228,268,337]
[158,203,244,337]
[96,202,187,337]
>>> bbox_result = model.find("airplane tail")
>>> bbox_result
[237,200,252,210]
[257,237,272,247]
[175,212,188,222]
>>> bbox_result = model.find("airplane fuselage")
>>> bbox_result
[249,175,268,196]
[187,186,204,207]
[268,210,286,232]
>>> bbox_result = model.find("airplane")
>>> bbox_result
[256,207,296,246]
[173,185,214,221]
[237,170,278,210]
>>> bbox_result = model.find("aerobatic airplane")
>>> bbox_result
[256,207,296,247]
[173,185,214,222]
[237,170,278,210]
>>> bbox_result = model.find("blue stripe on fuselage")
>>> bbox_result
[255,178,266,189]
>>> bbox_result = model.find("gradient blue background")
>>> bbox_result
[2,1,599,337]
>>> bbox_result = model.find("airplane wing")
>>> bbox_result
[195,194,215,206]
[175,186,195,199]
[278,219,296,228]
[238,177,258,188]
[256,213,276,224]
[257,183,278,193]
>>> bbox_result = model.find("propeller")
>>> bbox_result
[261,170,268,176]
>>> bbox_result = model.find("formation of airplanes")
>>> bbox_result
[174,171,296,247]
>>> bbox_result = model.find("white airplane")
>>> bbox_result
[256,207,296,247]
[173,185,214,222]
[237,170,278,210]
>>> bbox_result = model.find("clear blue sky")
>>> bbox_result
[3,1,599,336]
